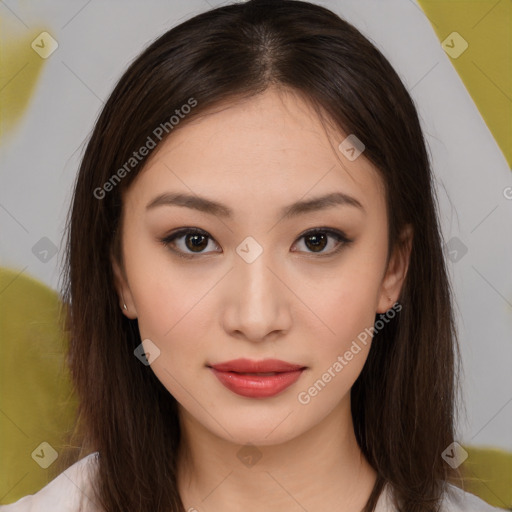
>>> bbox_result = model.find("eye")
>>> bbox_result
[160,227,352,259]
[291,228,352,256]
[160,227,221,259]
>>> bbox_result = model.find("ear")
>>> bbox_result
[376,224,413,313]
[111,255,138,319]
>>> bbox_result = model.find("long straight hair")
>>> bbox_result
[60,1,462,510]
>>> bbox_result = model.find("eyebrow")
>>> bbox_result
[145,191,365,218]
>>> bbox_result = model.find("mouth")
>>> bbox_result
[207,359,306,398]
[229,372,279,376]
[209,358,304,373]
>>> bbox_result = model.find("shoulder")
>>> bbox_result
[0,452,101,512]
[376,482,504,512]
[441,483,505,512]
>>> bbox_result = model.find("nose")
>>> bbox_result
[221,245,293,343]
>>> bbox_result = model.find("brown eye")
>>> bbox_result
[184,233,209,252]
[304,232,328,252]
[161,226,351,260]
[292,228,351,256]
[160,228,221,258]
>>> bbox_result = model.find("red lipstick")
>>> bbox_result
[209,358,305,398]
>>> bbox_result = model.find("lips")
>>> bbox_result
[208,358,306,398]
[210,358,304,373]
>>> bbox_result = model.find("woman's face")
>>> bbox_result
[113,87,410,446]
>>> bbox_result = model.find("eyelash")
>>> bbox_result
[159,227,352,260]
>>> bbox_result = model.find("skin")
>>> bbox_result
[112,86,412,512]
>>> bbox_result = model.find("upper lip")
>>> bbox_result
[209,358,305,373]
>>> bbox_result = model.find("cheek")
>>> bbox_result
[124,249,219,385]
[125,238,208,338]
[311,285,377,375]
[306,258,384,339]
[129,264,212,402]
[295,270,380,409]
[297,245,386,387]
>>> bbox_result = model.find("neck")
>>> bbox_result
[177,397,378,512]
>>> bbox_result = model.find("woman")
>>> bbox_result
[1,0,503,511]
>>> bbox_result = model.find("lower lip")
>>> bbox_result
[210,368,304,398]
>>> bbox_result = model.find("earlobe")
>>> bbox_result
[111,256,138,319]
[376,224,413,313]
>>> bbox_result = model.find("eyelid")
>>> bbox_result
[160,226,352,259]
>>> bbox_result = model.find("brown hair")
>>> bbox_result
[60,1,462,510]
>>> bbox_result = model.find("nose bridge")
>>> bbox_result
[223,237,291,340]
[234,234,275,290]
[237,245,275,304]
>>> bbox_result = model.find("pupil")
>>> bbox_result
[186,234,207,252]
[306,233,326,252]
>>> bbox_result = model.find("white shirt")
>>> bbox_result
[0,452,504,511]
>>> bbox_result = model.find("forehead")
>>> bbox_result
[125,87,386,217]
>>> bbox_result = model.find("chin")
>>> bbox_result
[204,406,313,447]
